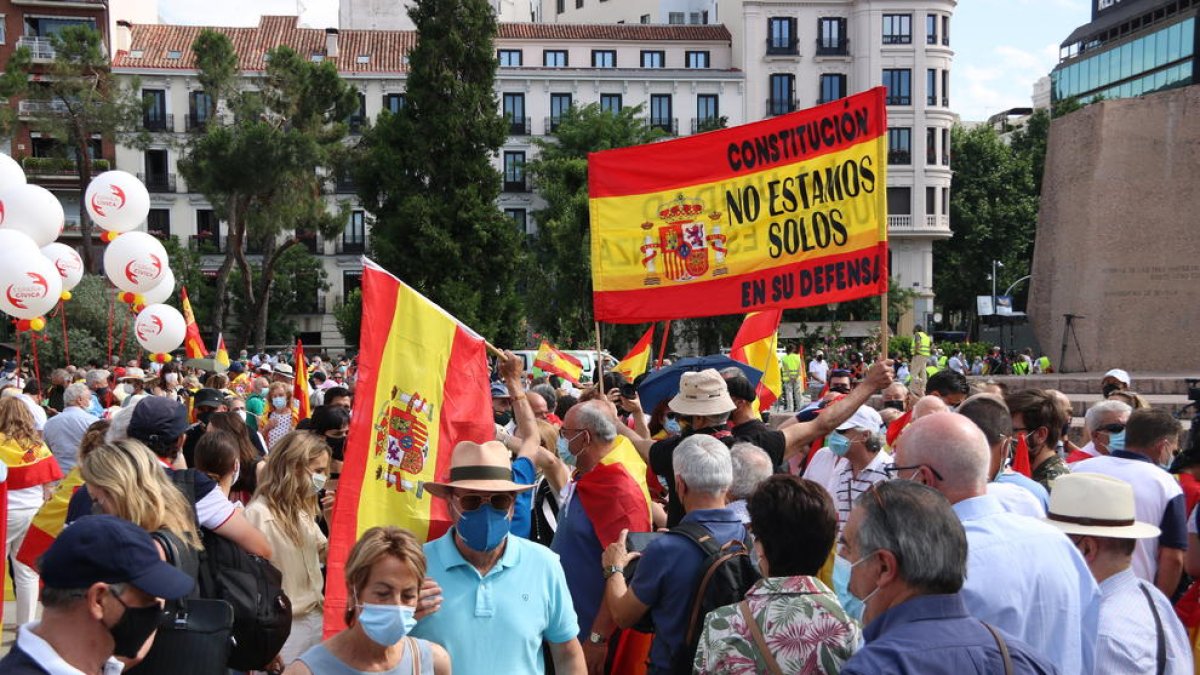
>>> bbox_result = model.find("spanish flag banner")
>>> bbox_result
[589,88,889,323]
[16,467,85,569]
[215,333,230,369]
[613,326,654,381]
[180,287,206,359]
[323,259,493,635]
[534,341,584,384]
[293,339,311,421]
[729,310,783,411]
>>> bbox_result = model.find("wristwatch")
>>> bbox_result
[588,631,608,644]
[603,564,623,579]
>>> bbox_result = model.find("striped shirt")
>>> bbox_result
[833,450,892,529]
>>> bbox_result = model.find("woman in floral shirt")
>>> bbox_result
[695,475,860,674]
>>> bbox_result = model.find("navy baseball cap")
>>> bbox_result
[128,396,190,444]
[192,388,226,409]
[41,515,194,599]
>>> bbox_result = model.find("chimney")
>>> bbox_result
[325,28,339,58]
[115,20,133,54]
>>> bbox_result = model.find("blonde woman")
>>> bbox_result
[0,397,63,624]
[285,526,450,675]
[246,431,332,664]
[261,382,298,449]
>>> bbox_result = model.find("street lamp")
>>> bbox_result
[991,260,1004,315]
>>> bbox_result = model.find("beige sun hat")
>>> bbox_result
[1044,473,1160,539]
[424,440,536,498]
[668,369,736,417]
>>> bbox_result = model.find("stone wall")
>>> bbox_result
[1029,85,1200,372]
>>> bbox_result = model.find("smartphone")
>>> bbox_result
[619,382,638,399]
[626,531,662,553]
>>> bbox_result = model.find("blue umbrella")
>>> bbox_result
[636,355,764,414]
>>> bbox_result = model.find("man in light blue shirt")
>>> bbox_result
[894,412,1101,674]
[42,382,96,473]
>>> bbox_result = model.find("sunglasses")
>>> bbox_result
[455,493,515,512]
[1096,423,1126,434]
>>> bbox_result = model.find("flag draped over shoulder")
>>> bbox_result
[16,468,84,569]
[729,310,783,410]
[323,259,493,636]
[180,288,206,359]
[293,340,311,420]
[613,326,654,382]
[534,341,584,384]
[215,333,230,369]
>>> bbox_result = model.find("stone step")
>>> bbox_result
[979,372,1200,396]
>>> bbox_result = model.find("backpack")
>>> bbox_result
[667,521,760,675]
[172,470,293,671]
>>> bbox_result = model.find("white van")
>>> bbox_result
[510,349,615,384]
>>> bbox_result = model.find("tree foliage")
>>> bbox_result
[354,0,524,345]
[334,288,362,348]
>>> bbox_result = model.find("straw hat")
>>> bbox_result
[669,369,735,417]
[1044,473,1160,539]
[424,441,535,498]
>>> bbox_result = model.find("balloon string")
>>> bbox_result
[118,306,129,364]
[30,332,41,391]
[14,326,21,381]
[60,301,70,366]
[106,287,115,365]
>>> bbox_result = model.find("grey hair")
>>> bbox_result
[530,384,557,409]
[41,581,128,609]
[85,370,110,388]
[673,434,733,496]
[106,404,136,443]
[64,382,91,408]
[729,442,773,500]
[575,401,617,443]
[854,481,966,594]
[1085,399,1132,432]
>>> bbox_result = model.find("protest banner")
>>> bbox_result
[590,87,889,323]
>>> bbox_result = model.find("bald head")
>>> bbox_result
[912,395,949,420]
[894,412,991,503]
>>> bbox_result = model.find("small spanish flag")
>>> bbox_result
[613,326,654,381]
[293,339,311,420]
[17,468,84,570]
[534,341,584,384]
[215,333,230,369]
[180,287,206,360]
[729,310,783,411]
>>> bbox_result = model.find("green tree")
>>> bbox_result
[17,25,145,270]
[227,246,329,346]
[334,288,362,348]
[354,0,526,345]
[180,32,357,350]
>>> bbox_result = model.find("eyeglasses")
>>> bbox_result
[1096,423,1126,434]
[454,493,515,512]
[883,462,945,481]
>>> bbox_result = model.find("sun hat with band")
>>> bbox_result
[425,440,536,498]
[668,369,736,417]
[1043,473,1160,539]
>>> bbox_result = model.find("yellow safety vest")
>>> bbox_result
[915,332,932,357]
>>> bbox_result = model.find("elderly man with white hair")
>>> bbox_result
[1067,399,1133,464]
[727,442,773,524]
[42,382,95,473]
[892,412,1101,675]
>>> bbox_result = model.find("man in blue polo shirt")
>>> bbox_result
[413,440,585,674]
[600,434,746,674]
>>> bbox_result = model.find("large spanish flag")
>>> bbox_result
[293,339,311,420]
[16,467,84,569]
[613,326,654,381]
[729,310,783,411]
[590,88,888,323]
[534,341,584,384]
[180,287,206,359]
[323,259,493,635]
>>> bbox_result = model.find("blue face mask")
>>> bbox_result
[664,417,682,435]
[1108,429,1126,453]
[272,396,288,410]
[832,555,865,622]
[356,602,417,646]
[828,431,852,457]
[556,435,576,466]
[456,504,511,552]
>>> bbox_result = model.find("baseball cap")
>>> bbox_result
[229,362,245,374]
[490,382,510,399]
[1103,369,1131,386]
[192,388,226,409]
[836,405,884,432]
[128,396,190,444]
[40,515,194,599]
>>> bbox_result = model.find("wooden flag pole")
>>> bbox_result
[655,320,672,369]
[594,320,605,385]
[880,248,890,360]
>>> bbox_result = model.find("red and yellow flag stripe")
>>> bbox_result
[293,339,311,420]
[730,310,783,411]
[613,326,654,381]
[534,341,584,384]
[180,287,206,359]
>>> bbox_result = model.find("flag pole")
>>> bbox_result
[594,320,605,385]
[655,320,671,369]
[880,249,890,360]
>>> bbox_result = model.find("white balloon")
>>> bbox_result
[0,183,65,246]
[139,267,175,306]
[0,154,26,192]
[103,231,169,293]
[85,170,150,233]
[0,252,62,320]
[0,230,41,260]
[134,303,186,354]
[40,243,85,292]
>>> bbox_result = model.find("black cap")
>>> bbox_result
[41,515,194,599]
[128,396,190,445]
[193,388,226,409]
[1170,448,1200,474]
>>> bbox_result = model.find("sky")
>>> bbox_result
[158,0,1091,122]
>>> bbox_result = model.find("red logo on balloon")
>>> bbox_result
[55,253,81,278]
[5,272,50,310]
[123,253,164,285]
[90,184,127,218]
[0,199,6,224]
[136,315,163,342]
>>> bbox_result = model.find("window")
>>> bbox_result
[343,271,362,304]
[769,73,795,115]
[188,91,213,131]
[926,14,938,45]
[690,12,703,24]
[695,94,719,132]
[503,93,527,135]
[147,209,170,239]
[348,92,366,134]
[926,128,937,165]
[942,16,950,46]
[549,93,572,131]
[196,209,220,251]
[24,16,94,37]
[887,128,911,165]
[819,74,846,103]
[505,208,528,235]
[887,187,911,215]
[382,93,406,114]
[498,49,523,66]
[767,18,798,55]
[641,51,665,68]
[668,12,685,24]
[143,89,167,131]
[927,69,937,105]
[592,50,616,67]
[685,51,710,68]
[356,54,370,64]
[556,0,564,14]
[503,151,527,192]
[942,187,949,214]
[576,0,583,7]
[640,14,650,24]
[817,18,847,55]
[166,50,182,59]
[600,94,622,113]
[143,149,171,192]
[342,211,366,253]
[882,14,912,45]
[650,94,673,134]
[926,187,937,215]
[883,69,911,105]
[0,18,6,45]
[310,53,324,62]
[942,70,950,107]
[543,50,568,67]
[941,128,950,166]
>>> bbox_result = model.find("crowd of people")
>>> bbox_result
[0,342,1196,675]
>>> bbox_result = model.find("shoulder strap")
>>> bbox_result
[408,637,420,675]
[1139,583,1167,675]
[981,622,1013,675]
[150,530,181,567]
[738,601,783,675]
[667,521,722,557]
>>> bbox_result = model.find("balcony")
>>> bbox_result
[886,94,912,106]
[765,38,799,56]
[22,156,110,177]
[295,231,323,254]
[185,113,213,132]
[766,97,798,117]
[17,36,56,62]
[17,99,70,117]
[137,172,177,193]
[544,116,563,134]
[503,175,530,193]
[336,238,366,255]
[334,174,357,194]
[815,38,850,56]
[143,115,170,132]
[650,117,678,136]
[347,115,366,135]
[888,214,950,234]
[189,233,223,254]
[507,116,531,136]
[691,117,721,134]
[887,150,911,165]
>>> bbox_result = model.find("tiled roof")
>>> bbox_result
[113,16,730,72]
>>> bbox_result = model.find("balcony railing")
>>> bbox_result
[503,175,530,193]
[691,117,721,134]
[882,34,912,45]
[650,117,678,136]
[22,156,110,176]
[925,215,949,229]
[143,115,170,132]
[815,38,849,56]
[888,150,911,165]
[186,113,213,132]
[189,233,223,253]
[137,172,177,193]
[18,99,70,116]
[507,116,531,135]
[886,94,912,106]
[888,215,950,232]
[888,215,913,229]
[765,37,799,56]
[336,238,366,255]
[334,175,357,194]
[544,116,563,134]
[17,36,56,62]
[766,97,798,117]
